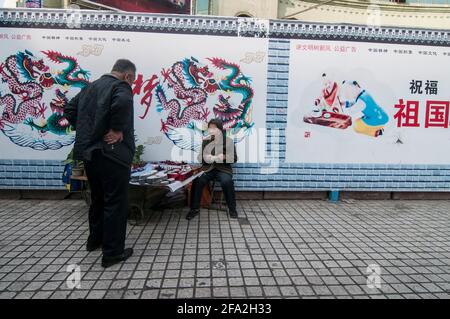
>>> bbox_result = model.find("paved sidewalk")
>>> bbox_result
[0,199,449,299]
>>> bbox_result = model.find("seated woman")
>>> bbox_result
[187,118,238,220]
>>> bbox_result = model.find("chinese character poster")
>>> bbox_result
[286,39,450,164]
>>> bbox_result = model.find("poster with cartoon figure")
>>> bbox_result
[0,28,268,162]
[286,39,450,164]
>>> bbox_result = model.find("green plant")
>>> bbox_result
[133,133,145,166]
[63,148,74,165]
[63,147,84,169]
[133,145,145,165]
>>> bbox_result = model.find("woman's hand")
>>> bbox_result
[204,154,213,163]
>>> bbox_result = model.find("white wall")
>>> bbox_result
[0,0,17,8]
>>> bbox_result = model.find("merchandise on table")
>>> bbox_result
[144,171,168,185]
[130,163,156,182]
[130,161,200,186]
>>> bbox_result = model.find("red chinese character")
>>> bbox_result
[394,99,420,127]
[425,101,449,128]
[304,131,311,138]
[132,74,159,120]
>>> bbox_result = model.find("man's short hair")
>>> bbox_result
[111,59,136,74]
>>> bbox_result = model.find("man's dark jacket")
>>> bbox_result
[64,74,135,167]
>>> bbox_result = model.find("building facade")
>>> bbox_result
[194,0,450,29]
[4,0,448,30]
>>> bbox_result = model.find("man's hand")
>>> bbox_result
[104,129,123,144]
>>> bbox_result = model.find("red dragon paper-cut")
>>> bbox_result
[0,49,90,150]
[0,50,49,129]
[156,57,219,131]
[152,56,256,153]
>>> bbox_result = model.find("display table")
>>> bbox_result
[128,171,204,224]
[68,162,204,225]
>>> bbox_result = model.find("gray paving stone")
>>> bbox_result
[229,287,247,298]
[179,278,195,288]
[313,286,332,296]
[307,276,325,285]
[141,290,159,299]
[421,283,444,293]
[213,287,229,297]
[246,286,263,297]
[31,291,53,299]
[159,289,177,299]
[123,290,142,299]
[280,286,298,297]
[14,291,35,299]
[196,277,211,287]
[195,287,212,298]
[275,276,292,285]
[111,280,129,290]
[104,290,125,299]
[296,286,315,296]
[228,277,244,286]
[86,290,107,299]
[345,285,365,295]
[177,288,194,298]
[244,277,260,286]
[328,285,351,296]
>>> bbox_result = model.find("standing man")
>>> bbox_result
[64,59,136,268]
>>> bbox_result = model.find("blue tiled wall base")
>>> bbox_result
[231,163,450,191]
[2,160,450,191]
[0,160,66,190]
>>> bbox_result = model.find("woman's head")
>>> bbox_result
[207,118,224,133]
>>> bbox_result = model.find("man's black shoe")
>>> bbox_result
[229,211,238,219]
[186,209,199,220]
[86,239,102,252]
[101,248,133,268]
